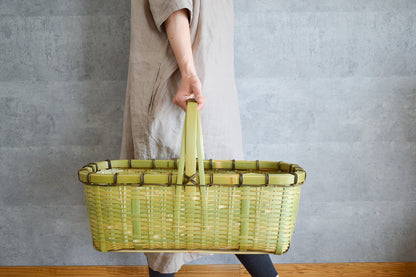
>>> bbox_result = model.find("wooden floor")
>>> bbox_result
[1,263,415,277]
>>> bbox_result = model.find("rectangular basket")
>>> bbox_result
[78,100,306,254]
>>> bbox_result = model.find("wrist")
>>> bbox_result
[179,62,197,78]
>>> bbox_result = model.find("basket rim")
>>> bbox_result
[78,159,306,187]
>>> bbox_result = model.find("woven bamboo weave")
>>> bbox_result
[78,100,306,254]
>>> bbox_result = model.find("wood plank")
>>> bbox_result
[0,262,415,277]
[0,266,149,277]
[240,262,416,277]
[176,264,239,277]
[0,265,238,277]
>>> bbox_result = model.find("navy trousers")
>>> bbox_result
[148,254,278,277]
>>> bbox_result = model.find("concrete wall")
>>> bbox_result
[0,0,415,266]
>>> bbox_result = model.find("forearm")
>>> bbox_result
[165,9,196,77]
[165,9,205,111]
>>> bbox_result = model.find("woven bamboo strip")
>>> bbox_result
[83,184,299,253]
[79,100,305,254]
[185,102,197,249]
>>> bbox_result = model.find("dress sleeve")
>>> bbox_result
[149,0,193,32]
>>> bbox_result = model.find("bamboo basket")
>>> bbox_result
[78,100,306,254]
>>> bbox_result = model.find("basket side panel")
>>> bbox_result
[246,186,282,253]
[275,186,302,254]
[84,185,103,251]
[204,186,242,251]
[137,186,176,249]
[83,183,302,253]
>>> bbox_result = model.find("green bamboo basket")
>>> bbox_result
[78,100,306,254]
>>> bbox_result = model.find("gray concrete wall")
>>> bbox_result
[0,0,415,266]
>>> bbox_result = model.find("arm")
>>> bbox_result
[165,9,205,111]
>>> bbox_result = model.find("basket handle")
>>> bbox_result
[176,99,205,186]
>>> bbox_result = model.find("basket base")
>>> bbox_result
[92,244,290,255]
[106,249,277,254]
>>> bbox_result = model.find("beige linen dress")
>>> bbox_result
[120,0,244,273]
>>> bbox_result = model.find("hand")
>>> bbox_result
[173,73,206,111]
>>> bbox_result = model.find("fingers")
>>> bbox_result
[184,94,206,111]
[196,96,206,111]
[179,100,187,111]
[174,94,206,111]
[192,84,206,111]
[179,96,205,111]
[173,74,206,111]
[173,94,187,111]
